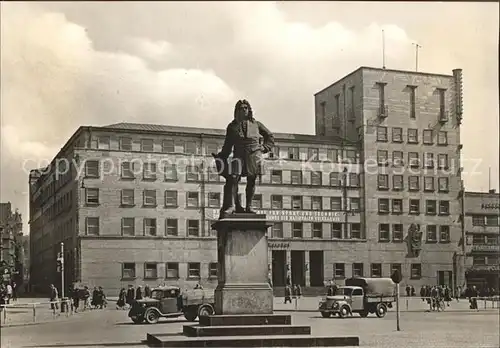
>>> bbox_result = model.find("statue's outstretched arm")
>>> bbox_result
[258,121,274,153]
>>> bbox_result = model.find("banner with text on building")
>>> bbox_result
[206,209,345,222]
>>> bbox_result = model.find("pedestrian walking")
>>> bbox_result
[117,288,126,309]
[49,284,59,314]
[284,284,292,304]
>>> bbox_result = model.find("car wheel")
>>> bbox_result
[184,309,198,322]
[359,309,369,317]
[198,305,214,318]
[375,303,387,318]
[145,309,160,324]
[320,311,331,318]
[338,306,349,318]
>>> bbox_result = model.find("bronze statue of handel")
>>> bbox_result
[212,100,275,218]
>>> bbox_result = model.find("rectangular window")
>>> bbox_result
[122,263,135,279]
[141,139,154,152]
[187,220,200,237]
[185,141,198,154]
[391,263,402,276]
[408,128,418,144]
[378,199,390,213]
[122,217,135,236]
[272,222,283,238]
[165,190,178,207]
[334,94,340,118]
[345,150,358,163]
[308,148,319,160]
[144,263,158,279]
[208,192,221,208]
[423,129,433,144]
[349,173,359,187]
[186,165,200,182]
[327,149,339,162]
[330,172,341,187]
[331,197,342,211]
[209,263,218,278]
[409,85,416,119]
[438,177,449,192]
[426,200,437,215]
[408,152,420,168]
[334,263,345,279]
[86,217,99,235]
[473,256,486,265]
[312,223,322,238]
[165,219,178,236]
[311,196,322,211]
[438,89,446,119]
[378,174,389,189]
[392,128,403,143]
[98,136,110,150]
[120,137,132,151]
[164,164,178,181]
[377,127,388,142]
[311,171,322,186]
[392,199,403,214]
[353,263,364,277]
[438,154,448,169]
[188,263,201,278]
[439,201,450,215]
[378,150,389,166]
[165,263,179,279]
[392,151,404,167]
[121,162,135,179]
[378,224,390,241]
[409,176,419,191]
[208,166,220,182]
[162,139,175,153]
[292,196,302,210]
[424,153,435,168]
[438,131,448,145]
[143,162,157,180]
[377,82,386,115]
[371,263,382,278]
[271,195,283,209]
[331,223,342,239]
[350,198,360,212]
[186,192,199,208]
[271,170,283,184]
[85,160,100,178]
[351,223,361,239]
[426,225,437,242]
[392,224,403,242]
[439,225,450,242]
[252,194,262,209]
[472,215,485,226]
[424,177,434,192]
[392,175,403,191]
[409,199,420,214]
[143,189,157,206]
[486,216,499,226]
[292,223,303,238]
[288,147,299,160]
[144,218,157,236]
[121,189,135,206]
[411,264,422,279]
[291,170,302,185]
[85,188,99,205]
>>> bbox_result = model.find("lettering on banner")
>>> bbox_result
[268,242,291,249]
[208,209,345,222]
[481,203,500,210]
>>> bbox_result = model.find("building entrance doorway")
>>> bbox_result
[437,271,453,286]
[271,250,286,287]
[291,250,305,286]
[309,251,324,286]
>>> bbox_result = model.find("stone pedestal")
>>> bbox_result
[212,214,273,315]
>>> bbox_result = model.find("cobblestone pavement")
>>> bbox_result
[1,306,498,348]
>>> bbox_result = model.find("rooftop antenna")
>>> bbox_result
[382,29,386,69]
[412,43,422,72]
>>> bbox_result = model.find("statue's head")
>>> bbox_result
[234,99,254,122]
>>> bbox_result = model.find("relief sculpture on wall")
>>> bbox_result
[407,223,423,258]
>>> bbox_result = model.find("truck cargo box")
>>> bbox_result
[345,277,396,297]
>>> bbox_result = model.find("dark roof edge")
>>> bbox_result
[465,191,499,196]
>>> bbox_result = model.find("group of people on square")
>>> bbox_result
[0,281,17,307]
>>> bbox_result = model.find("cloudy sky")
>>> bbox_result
[1,1,498,229]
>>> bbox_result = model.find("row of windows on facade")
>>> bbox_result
[333,262,424,280]
[377,174,450,192]
[84,188,362,212]
[472,256,499,266]
[378,198,451,216]
[471,215,500,227]
[94,136,360,162]
[377,150,453,170]
[121,262,217,280]
[376,127,450,145]
[83,216,451,243]
[84,161,362,187]
[470,234,500,246]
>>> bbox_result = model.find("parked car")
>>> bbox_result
[128,286,214,324]
[319,277,395,318]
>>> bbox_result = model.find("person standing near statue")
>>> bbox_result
[213,99,274,218]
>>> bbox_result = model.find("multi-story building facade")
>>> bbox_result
[0,202,24,285]
[315,66,465,288]
[28,123,362,294]
[463,190,500,289]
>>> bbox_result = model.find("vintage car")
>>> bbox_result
[128,286,215,324]
[319,277,395,318]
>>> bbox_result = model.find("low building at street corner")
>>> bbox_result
[29,66,467,296]
[463,190,500,289]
